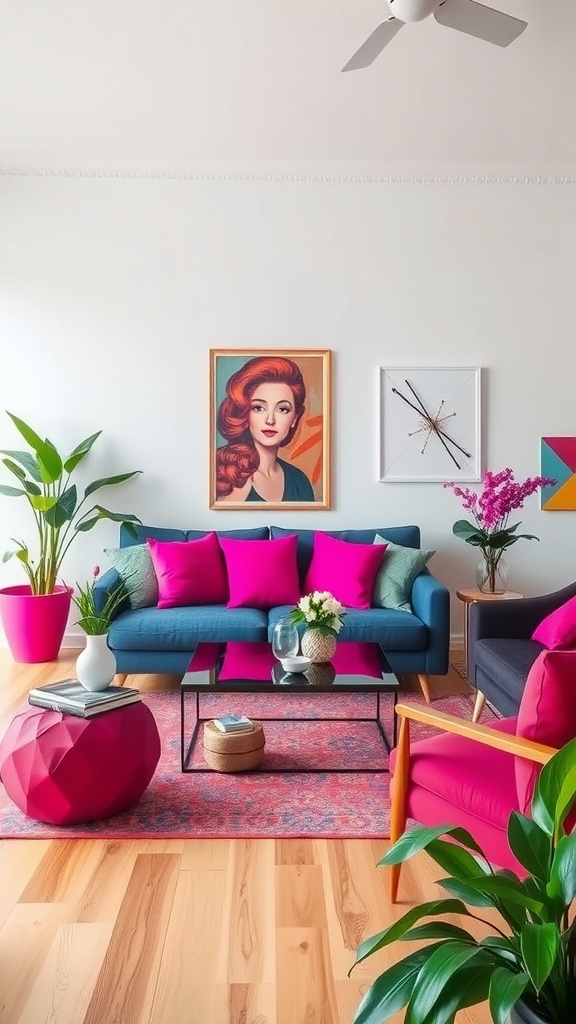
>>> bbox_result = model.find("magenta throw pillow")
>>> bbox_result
[515,649,576,813]
[531,594,576,650]
[147,534,228,608]
[304,532,387,610]
[219,534,301,609]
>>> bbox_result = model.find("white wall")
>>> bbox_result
[1,0,575,646]
[1,173,575,645]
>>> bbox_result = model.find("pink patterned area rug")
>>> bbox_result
[0,689,495,840]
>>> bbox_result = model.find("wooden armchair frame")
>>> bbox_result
[389,702,559,903]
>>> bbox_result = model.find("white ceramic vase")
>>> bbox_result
[301,629,337,664]
[76,633,117,692]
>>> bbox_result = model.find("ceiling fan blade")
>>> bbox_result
[341,19,404,72]
[434,0,527,46]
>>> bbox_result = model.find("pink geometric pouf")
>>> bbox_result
[0,701,161,825]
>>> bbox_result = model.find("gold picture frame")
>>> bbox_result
[210,349,331,510]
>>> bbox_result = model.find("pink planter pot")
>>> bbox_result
[0,585,71,663]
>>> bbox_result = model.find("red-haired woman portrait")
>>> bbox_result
[210,350,331,509]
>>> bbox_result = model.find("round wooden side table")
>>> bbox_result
[456,587,524,722]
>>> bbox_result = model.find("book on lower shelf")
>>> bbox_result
[212,715,255,733]
[28,679,141,718]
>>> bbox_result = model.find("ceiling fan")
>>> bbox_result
[342,0,527,71]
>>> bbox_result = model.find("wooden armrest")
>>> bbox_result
[395,702,558,766]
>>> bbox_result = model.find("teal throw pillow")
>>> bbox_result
[104,544,158,610]
[372,537,435,612]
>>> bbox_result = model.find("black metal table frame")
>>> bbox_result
[180,685,399,774]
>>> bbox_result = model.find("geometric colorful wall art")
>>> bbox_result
[540,437,576,510]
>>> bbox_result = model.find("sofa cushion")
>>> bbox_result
[304,532,385,610]
[219,534,301,610]
[515,649,576,813]
[268,606,428,649]
[148,534,228,608]
[372,537,435,612]
[531,594,576,650]
[108,605,268,650]
[270,525,421,582]
[104,543,159,610]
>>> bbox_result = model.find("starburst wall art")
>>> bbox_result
[379,366,481,483]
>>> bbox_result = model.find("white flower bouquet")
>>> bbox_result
[290,591,346,636]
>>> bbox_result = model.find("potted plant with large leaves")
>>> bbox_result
[350,736,576,1024]
[0,412,142,662]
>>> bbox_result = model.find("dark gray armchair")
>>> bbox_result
[468,580,576,717]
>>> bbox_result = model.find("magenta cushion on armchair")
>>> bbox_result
[304,532,386,609]
[219,534,301,609]
[514,649,576,813]
[531,594,576,649]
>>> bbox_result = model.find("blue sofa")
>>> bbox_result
[94,523,450,698]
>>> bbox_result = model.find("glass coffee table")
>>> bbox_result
[180,640,400,773]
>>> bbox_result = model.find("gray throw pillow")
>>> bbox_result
[104,544,158,609]
[372,537,435,612]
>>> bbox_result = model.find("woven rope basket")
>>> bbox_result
[203,721,265,773]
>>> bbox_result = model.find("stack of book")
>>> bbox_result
[28,679,141,718]
[212,714,255,734]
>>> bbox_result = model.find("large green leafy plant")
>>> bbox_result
[0,412,142,594]
[350,737,576,1024]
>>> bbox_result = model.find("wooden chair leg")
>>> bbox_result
[472,690,486,723]
[417,673,432,703]
[389,715,411,904]
[114,673,128,687]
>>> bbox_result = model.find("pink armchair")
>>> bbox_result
[388,648,576,902]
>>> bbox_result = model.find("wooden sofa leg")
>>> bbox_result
[417,673,432,703]
[114,673,128,687]
[472,690,486,723]
[389,715,410,904]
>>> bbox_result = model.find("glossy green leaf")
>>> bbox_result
[520,922,559,991]
[438,877,502,908]
[29,495,57,513]
[7,413,62,482]
[532,738,576,836]
[403,942,487,1023]
[403,922,477,942]
[0,484,27,497]
[351,900,468,969]
[63,431,102,473]
[461,875,543,912]
[83,470,142,497]
[424,837,491,880]
[407,961,494,1024]
[0,449,42,481]
[1,458,27,481]
[43,486,77,529]
[507,812,552,879]
[548,833,576,905]
[489,968,529,1024]
[352,946,442,1024]
[380,824,485,866]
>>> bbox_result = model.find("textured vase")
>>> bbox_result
[0,584,71,663]
[301,629,337,664]
[76,633,117,692]
[476,552,509,594]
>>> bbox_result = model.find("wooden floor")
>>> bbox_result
[0,651,495,1024]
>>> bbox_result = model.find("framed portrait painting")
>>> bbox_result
[210,349,331,510]
[379,366,482,482]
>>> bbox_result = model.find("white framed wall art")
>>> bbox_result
[379,366,482,483]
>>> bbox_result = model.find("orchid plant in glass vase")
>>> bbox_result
[290,591,346,663]
[445,467,556,594]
